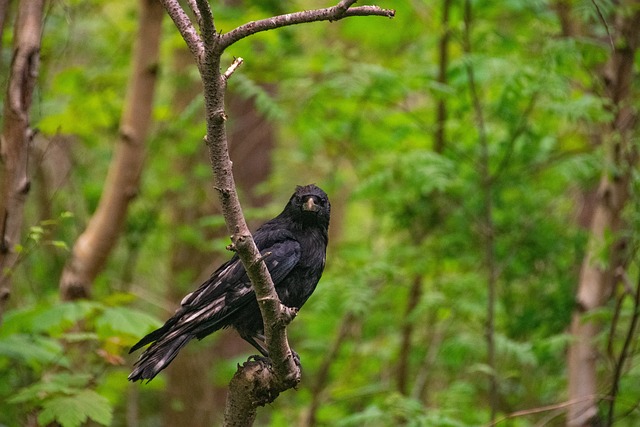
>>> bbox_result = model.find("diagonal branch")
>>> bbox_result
[184,0,203,30]
[218,4,395,51]
[159,0,203,63]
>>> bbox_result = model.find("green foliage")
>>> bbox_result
[3,0,639,426]
[0,298,161,426]
[37,389,112,427]
[8,374,113,427]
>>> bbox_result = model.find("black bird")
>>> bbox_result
[128,184,330,382]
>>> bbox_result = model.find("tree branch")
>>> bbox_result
[184,0,203,30]
[194,0,216,59]
[218,4,395,51]
[159,0,203,63]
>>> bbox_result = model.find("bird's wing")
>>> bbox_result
[172,232,301,338]
[130,230,301,352]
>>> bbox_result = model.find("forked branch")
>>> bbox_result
[158,1,395,424]
[161,0,395,62]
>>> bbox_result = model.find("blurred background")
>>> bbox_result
[0,0,639,426]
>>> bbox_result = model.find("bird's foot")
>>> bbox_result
[247,354,271,365]
[290,349,301,368]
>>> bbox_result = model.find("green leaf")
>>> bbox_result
[94,306,162,338]
[8,373,92,404]
[49,240,70,251]
[37,390,113,427]
[0,334,68,368]
[0,301,100,336]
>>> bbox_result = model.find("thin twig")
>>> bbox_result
[304,311,357,426]
[485,395,603,426]
[223,57,244,81]
[590,0,614,52]
[617,266,636,296]
[492,92,539,183]
[607,268,640,426]
[606,286,625,365]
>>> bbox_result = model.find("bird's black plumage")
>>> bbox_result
[128,184,330,382]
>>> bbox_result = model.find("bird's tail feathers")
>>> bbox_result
[128,332,192,382]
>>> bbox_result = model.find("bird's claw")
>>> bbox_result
[248,354,271,365]
[290,349,301,368]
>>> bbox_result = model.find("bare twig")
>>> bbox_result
[223,57,244,81]
[607,269,640,426]
[590,0,614,51]
[485,395,603,427]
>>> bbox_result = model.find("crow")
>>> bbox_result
[128,184,330,382]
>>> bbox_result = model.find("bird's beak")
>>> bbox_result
[303,197,320,212]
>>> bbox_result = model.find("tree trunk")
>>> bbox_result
[0,0,44,321]
[59,0,163,300]
[567,178,629,426]
[566,7,640,426]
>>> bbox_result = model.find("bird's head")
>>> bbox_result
[287,184,330,228]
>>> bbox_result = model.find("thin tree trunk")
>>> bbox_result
[303,311,357,427]
[462,0,499,421]
[567,179,629,426]
[396,0,451,396]
[59,0,163,300]
[0,0,44,321]
[396,275,423,395]
[433,0,451,154]
[566,7,640,426]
